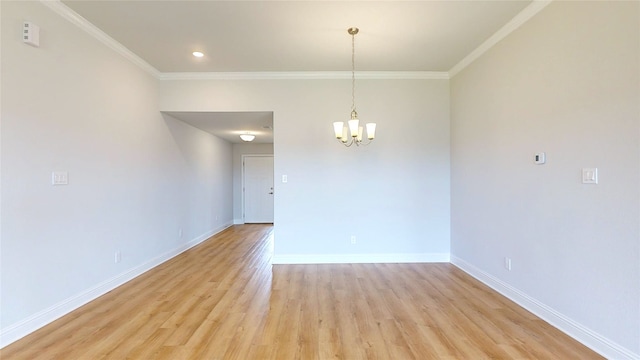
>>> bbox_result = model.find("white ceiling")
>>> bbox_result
[62,0,532,72]
[163,111,274,144]
[60,0,533,143]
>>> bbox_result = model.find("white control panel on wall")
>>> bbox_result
[52,171,68,185]
[582,168,598,184]
[23,22,40,47]
[534,152,546,164]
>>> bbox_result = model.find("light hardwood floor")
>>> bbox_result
[2,224,603,359]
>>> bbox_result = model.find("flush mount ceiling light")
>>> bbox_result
[333,27,376,147]
[192,51,204,58]
[240,133,255,142]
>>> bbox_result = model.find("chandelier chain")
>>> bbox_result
[351,31,356,113]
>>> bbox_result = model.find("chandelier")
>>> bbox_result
[333,27,376,147]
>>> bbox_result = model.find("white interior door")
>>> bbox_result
[243,156,274,223]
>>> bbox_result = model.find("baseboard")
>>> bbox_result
[450,255,639,360]
[0,222,232,348]
[272,252,450,264]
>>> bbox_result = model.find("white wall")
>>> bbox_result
[160,78,451,263]
[0,1,233,345]
[450,1,639,358]
[232,143,274,223]
[10,0,635,356]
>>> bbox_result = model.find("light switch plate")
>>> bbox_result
[52,171,68,185]
[582,168,598,184]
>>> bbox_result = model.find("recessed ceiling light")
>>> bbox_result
[192,51,204,58]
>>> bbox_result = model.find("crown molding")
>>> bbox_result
[449,0,553,77]
[40,0,160,78]
[158,71,449,81]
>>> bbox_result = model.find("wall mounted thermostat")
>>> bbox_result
[534,152,546,164]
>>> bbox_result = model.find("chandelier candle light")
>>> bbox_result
[333,27,376,147]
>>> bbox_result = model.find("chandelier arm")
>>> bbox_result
[336,137,356,147]
[336,138,373,147]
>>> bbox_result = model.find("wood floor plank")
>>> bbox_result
[1,224,604,359]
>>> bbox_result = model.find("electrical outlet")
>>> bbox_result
[351,235,356,245]
[115,251,121,263]
[179,228,183,238]
[504,257,512,271]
